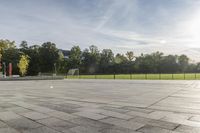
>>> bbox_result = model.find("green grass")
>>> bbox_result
[66,73,200,80]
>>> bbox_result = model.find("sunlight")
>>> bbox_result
[182,8,200,47]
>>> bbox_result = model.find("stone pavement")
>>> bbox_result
[0,79,200,132]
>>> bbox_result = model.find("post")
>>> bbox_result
[184,73,185,80]
[9,63,12,77]
[54,63,56,76]
[78,69,80,79]
[114,73,116,79]
[2,62,6,78]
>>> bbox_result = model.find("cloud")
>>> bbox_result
[0,0,200,61]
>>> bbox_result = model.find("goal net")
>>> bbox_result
[67,68,79,76]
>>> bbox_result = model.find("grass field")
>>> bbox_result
[66,73,200,80]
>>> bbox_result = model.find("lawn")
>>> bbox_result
[66,73,200,80]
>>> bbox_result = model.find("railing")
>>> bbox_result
[65,73,200,80]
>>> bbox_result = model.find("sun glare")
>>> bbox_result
[182,9,200,47]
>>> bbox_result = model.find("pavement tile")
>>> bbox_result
[68,117,111,128]
[67,126,101,133]
[174,125,200,133]
[100,126,140,133]
[39,103,79,114]
[99,110,133,120]
[22,126,61,133]
[137,125,179,133]
[0,127,20,133]
[130,116,179,130]
[100,117,145,130]
[5,107,31,113]
[0,111,22,121]
[6,117,42,131]
[37,117,76,132]
[0,121,7,128]
[189,116,200,122]
[162,116,200,127]
[121,106,154,113]
[99,106,130,113]
[73,111,108,120]
[47,111,78,121]
[20,111,50,120]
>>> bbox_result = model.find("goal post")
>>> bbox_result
[67,68,79,76]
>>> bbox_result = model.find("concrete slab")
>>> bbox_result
[0,79,200,132]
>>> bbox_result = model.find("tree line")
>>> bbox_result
[1,39,200,76]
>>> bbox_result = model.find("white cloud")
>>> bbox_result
[1,0,200,61]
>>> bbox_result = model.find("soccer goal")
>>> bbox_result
[67,68,79,76]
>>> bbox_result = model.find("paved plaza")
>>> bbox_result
[0,79,200,132]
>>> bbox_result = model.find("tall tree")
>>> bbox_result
[99,49,114,73]
[39,42,59,73]
[18,55,30,76]
[27,45,41,75]
[178,54,189,72]
[68,46,81,69]
[0,40,19,75]
[0,39,16,62]
[126,51,134,61]
[81,45,100,74]
[115,53,127,64]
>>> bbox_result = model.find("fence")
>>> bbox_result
[66,73,200,80]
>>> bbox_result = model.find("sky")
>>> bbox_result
[1,0,200,61]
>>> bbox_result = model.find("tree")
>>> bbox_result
[17,55,30,76]
[99,49,114,73]
[126,51,134,61]
[134,52,163,73]
[20,41,28,49]
[100,49,114,64]
[0,39,16,62]
[160,55,179,73]
[81,45,100,74]
[68,46,81,69]
[115,53,127,64]
[89,45,99,55]
[178,54,189,72]
[2,47,21,75]
[27,45,41,75]
[39,42,59,73]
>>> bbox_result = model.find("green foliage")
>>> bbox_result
[81,45,101,74]
[2,48,21,75]
[18,55,30,76]
[126,51,134,61]
[26,45,41,75]
[1,39,200,76]
[68,46,81,69]
[39,42,59,73]
[115,54,127,64]
[0,39,16,61]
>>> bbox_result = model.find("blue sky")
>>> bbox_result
[1,0,200,60]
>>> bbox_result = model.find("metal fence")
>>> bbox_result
[65,73,200,80]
